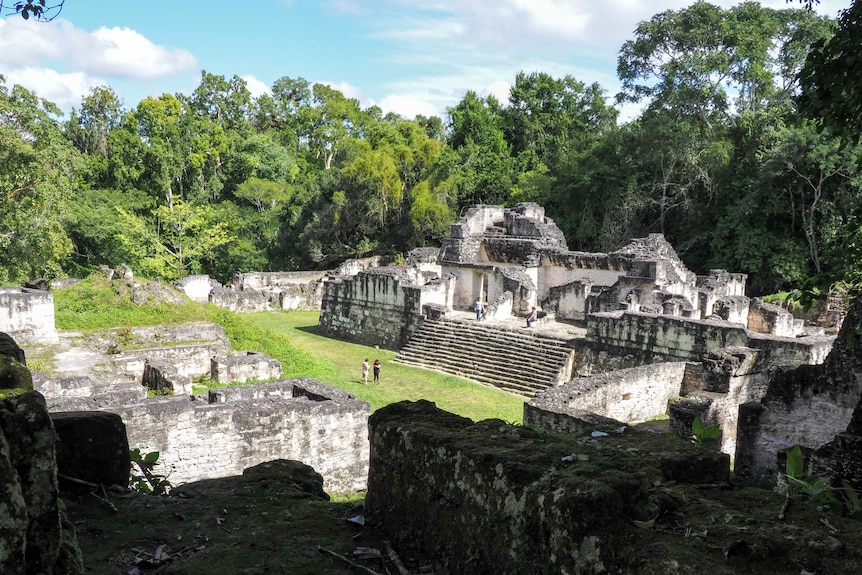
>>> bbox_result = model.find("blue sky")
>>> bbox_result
[0,0,850,120]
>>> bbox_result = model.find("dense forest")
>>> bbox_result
[1,2,860,296]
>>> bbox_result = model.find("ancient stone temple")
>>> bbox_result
[318,202,803,352]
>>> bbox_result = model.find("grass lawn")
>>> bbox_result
[246,310,526,424]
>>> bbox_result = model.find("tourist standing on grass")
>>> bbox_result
[373,359,381,383]
[526,306,538,328]
[362,358,370,384]
[474,297,484,320]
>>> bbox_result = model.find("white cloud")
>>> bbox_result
[76,26,197,78]
[482,80,511,104]
[242,75,271,99]
[0,18,196,79]
[0,17,198,113]
[377,93,439,118]
[3,67,103,111]
[316,80,363,101]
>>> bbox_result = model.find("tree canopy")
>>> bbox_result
[2,2,862,304]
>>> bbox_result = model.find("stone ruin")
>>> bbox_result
[315,203,840,472]
[0,286,58,344]
[174,256,387,312]
[5,200,862,572]
[317,202,806,351]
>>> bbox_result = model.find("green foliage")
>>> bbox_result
[785,445,862,517]
[129,448,172,495]
[115,199,234,281]
[691,416,720,447]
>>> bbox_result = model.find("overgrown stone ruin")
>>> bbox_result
[5,201,862,572]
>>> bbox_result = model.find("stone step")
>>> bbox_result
[395,317,574,397]
[401,341,571,365]
[403,327,572,360]
[396,349,558,385]
[394,357,547,397]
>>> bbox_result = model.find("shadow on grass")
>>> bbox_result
[294,325,320,335]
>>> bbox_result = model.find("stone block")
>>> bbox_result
[51,411,131,488]
[366,400,730,575]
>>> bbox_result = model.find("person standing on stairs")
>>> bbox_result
[362,358,370,384]
[474,297,484,320]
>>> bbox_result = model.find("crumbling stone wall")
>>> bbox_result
[105,378,369,493]
[232,271,328,311]
[525,362,688,429]
[747,297,800,337]
[142,359,192,395]
[318,268,455,350]
[735,301,862,482]
[210,351,282,384]
[576,311,832,376]
[676,348,776,454]
[36,376,146,411]
[0,287,58,344]
[366,400,729,575]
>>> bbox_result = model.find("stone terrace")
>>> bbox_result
[394,313,580,397]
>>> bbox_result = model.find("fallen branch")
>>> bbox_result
[317,546,381,575]
[385,541,412,575]
[94,484,118,513]
[57,472,100,489]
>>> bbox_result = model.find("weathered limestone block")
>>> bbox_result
[42,381,146,411]
[0,287,58,344]
[0,331,26,364]
[748,297,798,337]
[0,391,84,575]
[143,359,192,395]
[712,295,750,325]
[526,362,688,428]
[51,411,130,488]
[209,285,271,312]
[366,400,729,575]
[210,351,282,384]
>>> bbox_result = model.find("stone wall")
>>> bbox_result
[318,268,455,350]
[232,271,327,311]
[365,400,730,575]
[210,351,282,384]
[747,297,800,337]
[525,362,688,429]
[576,311,833,376]
[105,378,369,493]
[142,360,192,395]
[735,310,862,481]
[0,287,58,344]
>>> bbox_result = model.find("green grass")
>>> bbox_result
[246,311,525,423]
[52,275,525,423]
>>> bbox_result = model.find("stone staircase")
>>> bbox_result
[394,318,576,397]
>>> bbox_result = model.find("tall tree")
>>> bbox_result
[0,80,78,282]
[504,72,616,172]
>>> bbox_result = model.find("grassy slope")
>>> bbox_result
[246,311,525,423]
[52,276,524,423]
